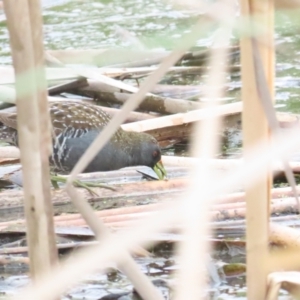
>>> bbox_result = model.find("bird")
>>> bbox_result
[0,101,167,180]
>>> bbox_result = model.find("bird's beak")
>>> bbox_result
[153,160,167,180]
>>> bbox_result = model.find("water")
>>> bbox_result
[0,0,204,63]
[0,1,299,114]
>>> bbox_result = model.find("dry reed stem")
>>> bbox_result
[27,0,58,270]
[0,255,29,265]
[274,0,300,9]
[266,271,300,300]
[267,249,300,273]
[0,146,20,158]
[228,187,296,203]
[241,1,274,298]
[217,186,300,203]
[269,223,300,249]
[174,3,234,298]
[0,195,298,231]
[122,101,242,132]
[3,0,58,280]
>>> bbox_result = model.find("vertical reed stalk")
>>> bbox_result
[241,0,274,298]
[3,0,58,280]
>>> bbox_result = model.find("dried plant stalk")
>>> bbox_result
[27,0,58,266]
[240,0,274,298]
[3,0,58,280]
[122,102,242,132]
[174,4,234,299]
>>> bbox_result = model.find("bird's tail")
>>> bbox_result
[0,122,16,145]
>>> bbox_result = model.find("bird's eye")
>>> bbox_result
[152,150,158,158]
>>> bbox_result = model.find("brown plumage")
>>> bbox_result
[0,101,166,178]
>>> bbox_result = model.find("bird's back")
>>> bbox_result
[0,101,125,172]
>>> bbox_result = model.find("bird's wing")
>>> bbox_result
[50,101,113,139]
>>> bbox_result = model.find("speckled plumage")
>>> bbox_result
[0,101,165,175]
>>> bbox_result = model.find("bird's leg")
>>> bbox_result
[50,172,117,196]
[135,78,140,87]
